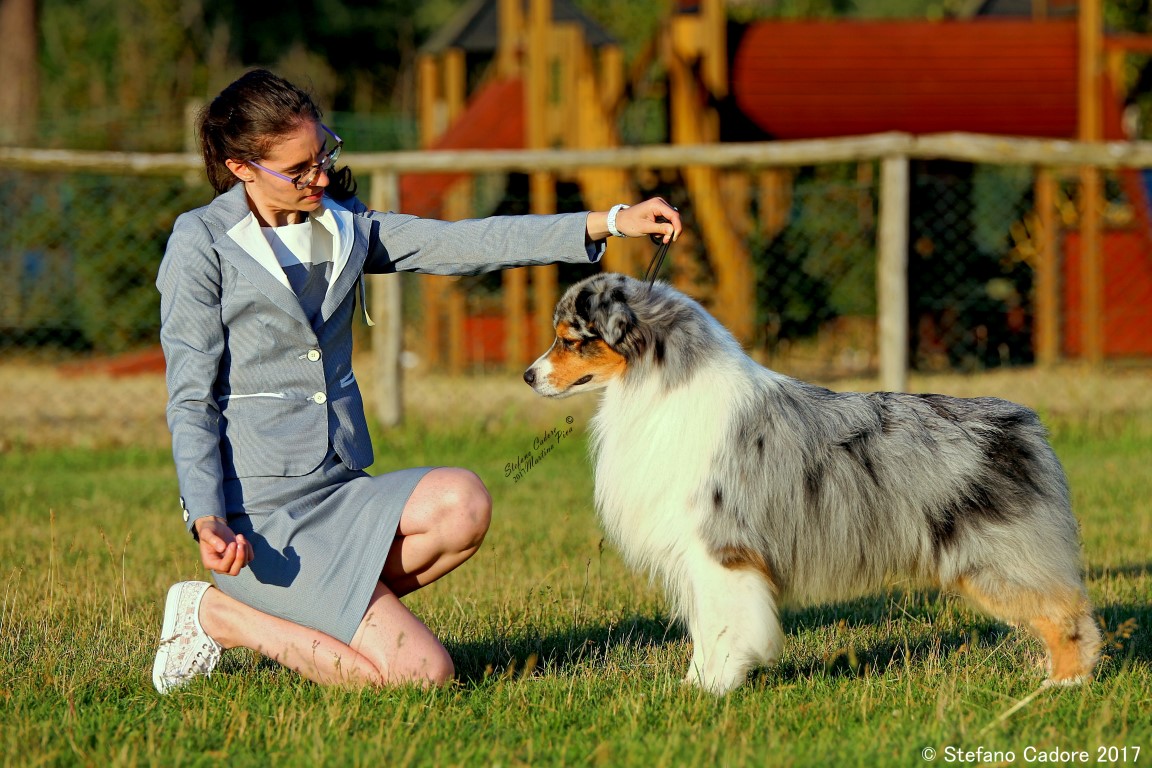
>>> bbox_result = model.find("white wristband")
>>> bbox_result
[606,204,630,237]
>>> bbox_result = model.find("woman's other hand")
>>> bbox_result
[195,516,255,576]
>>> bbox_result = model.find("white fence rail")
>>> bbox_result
[6,131,1148,425]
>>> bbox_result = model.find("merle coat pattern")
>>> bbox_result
[525,273,1100,694]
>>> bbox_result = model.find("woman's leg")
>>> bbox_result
[348,580,455,684]
[197,581,454,688]
[381,467,492,597]
[193,467,490,688]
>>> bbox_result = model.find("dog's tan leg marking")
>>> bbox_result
[714,546,779,591]
[1028,612,1100,684]
[679,545,785,694]
[953,576,1100,684]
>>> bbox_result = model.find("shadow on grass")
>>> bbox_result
[765,590,1010,685]
[1093,600,1152,673]
[1089,562,1151,581]
[446,590,1016,687]
[772,588,1150,684]
[448,583,1151,689]
[450,613,686,685]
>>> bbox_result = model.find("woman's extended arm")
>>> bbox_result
[351,197,682,276]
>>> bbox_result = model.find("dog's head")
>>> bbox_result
[524,272,711,398]
[522,273,639,398]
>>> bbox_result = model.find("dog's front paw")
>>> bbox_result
[682,663,747,695]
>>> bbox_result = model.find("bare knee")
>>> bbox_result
[430,468,492,552]
[373,643,455,689]
[421,647,456,687]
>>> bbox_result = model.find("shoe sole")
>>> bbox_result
[152,583,191,694]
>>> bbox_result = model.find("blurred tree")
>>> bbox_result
[39,0,218,150]
[33,0,453,150]
[201,0,440,113]
[0,0,39,145]
[1108,0,1152,138]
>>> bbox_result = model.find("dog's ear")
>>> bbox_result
[600,302,637,347]
[578,285,636,348]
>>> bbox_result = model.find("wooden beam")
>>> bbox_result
[444,48,466,124]
[1078,0,1104,365]
[14,134,1152,177]
[701,0,727,99]
[503,269,529,371]
[877,155,910,393]
[417,54,439,147]
[504,0,552,371]
[531,173,558,367]
[497,0,523,77]
[1078,166,1104,365]
[447,286,466,374]
[1103,33,1152,55]
[369,171,403,427]
[0,0,40,145]
[758,169,792,240]
[442,175,473,374]
[1034,168,1060,366]
[550,23,583,147]
[599,45,624,116]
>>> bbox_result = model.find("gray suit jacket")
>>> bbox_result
[157,182,602,532]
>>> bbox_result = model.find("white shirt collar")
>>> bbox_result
[226,197,356,292]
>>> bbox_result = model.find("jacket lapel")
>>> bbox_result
[317,200,369,325]
[199,186,371,329]
[202,185,312,329]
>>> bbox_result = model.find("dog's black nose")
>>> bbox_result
[523,368,536,386]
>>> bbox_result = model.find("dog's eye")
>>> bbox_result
[560,338,581,351]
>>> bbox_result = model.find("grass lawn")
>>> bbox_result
[1,368,1150,767]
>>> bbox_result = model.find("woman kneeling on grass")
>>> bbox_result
[152,69,681,693]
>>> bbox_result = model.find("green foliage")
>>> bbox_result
[1,410,1149,766]
[3,170,211,352]
[39,0,214,151]
[34,0,437,151]
[752,164,876,347]
[29,0,1152,150]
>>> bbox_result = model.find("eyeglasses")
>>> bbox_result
[249,124,343,190]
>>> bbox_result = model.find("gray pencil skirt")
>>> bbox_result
[213,449,434,644]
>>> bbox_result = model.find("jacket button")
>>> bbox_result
[313,392,327,404]
[307,349,321,362]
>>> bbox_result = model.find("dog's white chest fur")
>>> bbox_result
[590,366,738,572]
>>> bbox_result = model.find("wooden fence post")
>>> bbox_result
[877,154,910,393]
[1079,0,1105,366]
[1034,167,1060,366]
[370,170,404,427]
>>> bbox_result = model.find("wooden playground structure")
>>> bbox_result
[405,0,1152,371]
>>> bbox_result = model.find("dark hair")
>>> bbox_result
[197,69,356,200]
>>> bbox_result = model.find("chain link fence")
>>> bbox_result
[3,137,1151,447]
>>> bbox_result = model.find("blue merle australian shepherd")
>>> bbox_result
[523,273,1100,694]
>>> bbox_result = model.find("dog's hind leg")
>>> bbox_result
[681,545,784,694]
[952,571,1101,685]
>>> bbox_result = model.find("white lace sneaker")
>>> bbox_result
[152,581,223,694]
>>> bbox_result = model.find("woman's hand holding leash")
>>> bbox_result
[194,516,255,576]
[588,198,681,244]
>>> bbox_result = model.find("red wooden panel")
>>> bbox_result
[732,20,1079,139]
[462,314,538,365]
[1063,231,1152,358]
[399,78,525,218]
